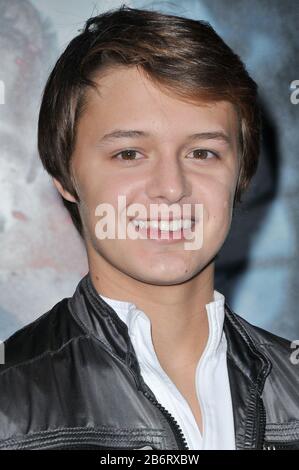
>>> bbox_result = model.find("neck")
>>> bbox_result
[88,247,214,373]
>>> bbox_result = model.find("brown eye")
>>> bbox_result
[189,149,218,160]
[113,149,141,161]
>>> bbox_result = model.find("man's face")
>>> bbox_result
[55,65,240,286]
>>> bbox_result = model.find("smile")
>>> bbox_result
[132,219,193,232]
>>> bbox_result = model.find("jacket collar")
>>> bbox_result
[68,272,142,376]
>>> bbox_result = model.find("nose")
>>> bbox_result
[145,151,191,204]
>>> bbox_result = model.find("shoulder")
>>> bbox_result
[225,306,297,376]
[228,309,299,424]
[230,309,293,351]
[0,296,90,442]
[0,296,86,375]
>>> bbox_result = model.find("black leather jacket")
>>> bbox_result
[0,273,298,450]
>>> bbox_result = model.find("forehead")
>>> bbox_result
[81,66,239,137]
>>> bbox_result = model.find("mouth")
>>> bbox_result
[130,218,197,243]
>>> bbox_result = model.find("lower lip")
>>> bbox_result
[132,221,196,243]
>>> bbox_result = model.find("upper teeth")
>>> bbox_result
[132,219,193,231]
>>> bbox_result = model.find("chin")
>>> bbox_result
[130,265,198,286]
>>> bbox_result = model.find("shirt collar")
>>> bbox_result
[99,290,226,357]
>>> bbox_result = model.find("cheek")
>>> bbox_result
[202,178,235,235]
[78,177,133,232]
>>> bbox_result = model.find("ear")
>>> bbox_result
[52,177,77,203]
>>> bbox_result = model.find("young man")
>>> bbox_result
[0,6,298,450]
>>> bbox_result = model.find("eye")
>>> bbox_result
[187,149,219,160]
[112,149,142,161]
[112,148,219,162]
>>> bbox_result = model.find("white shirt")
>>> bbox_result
[99,290,236,450]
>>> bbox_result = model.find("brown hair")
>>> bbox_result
[38,4,261,237]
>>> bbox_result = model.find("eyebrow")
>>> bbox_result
[97,129,232,146]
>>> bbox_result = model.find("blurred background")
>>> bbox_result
[0,0,298,340]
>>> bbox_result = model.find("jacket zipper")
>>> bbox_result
[123,338,190,450]
[257,397,266,449]
[118,349,190,450]
[142,388,189,450]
